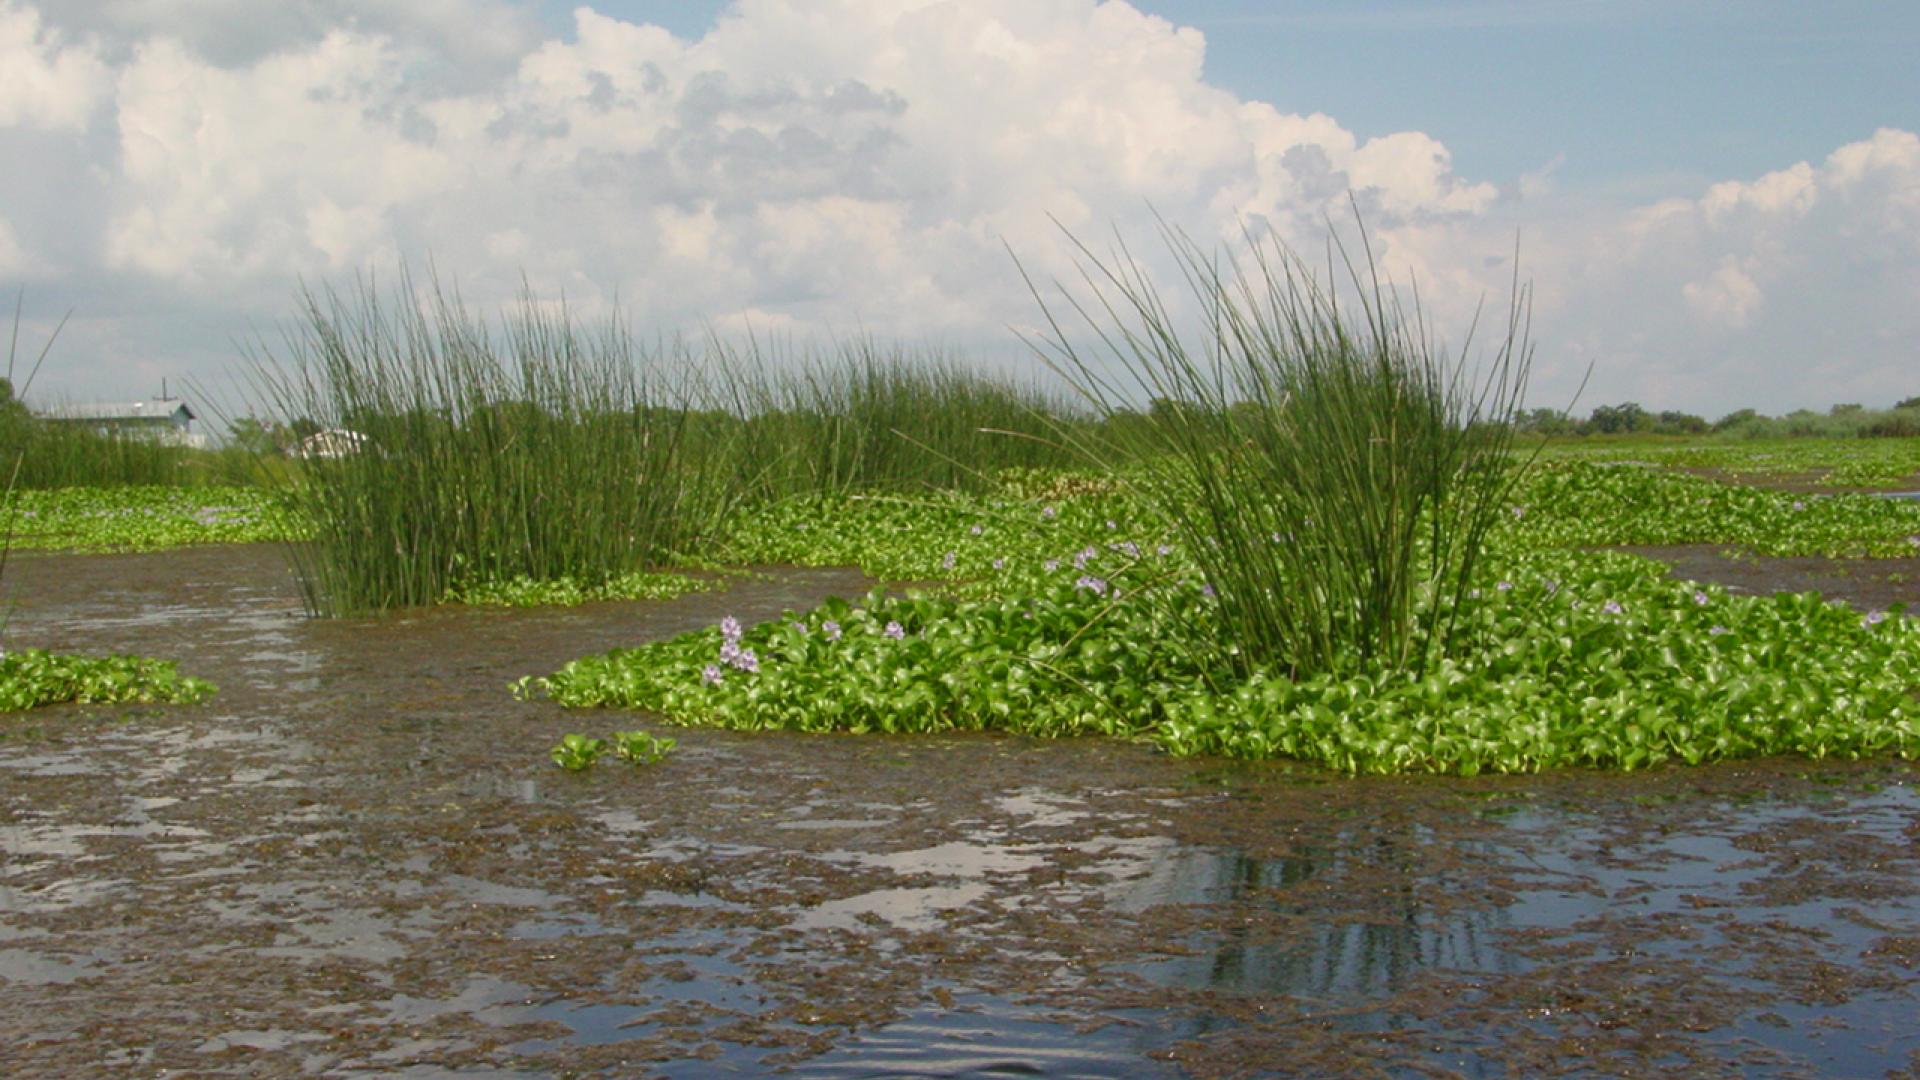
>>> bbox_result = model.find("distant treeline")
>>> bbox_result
[1517,400,1920,439]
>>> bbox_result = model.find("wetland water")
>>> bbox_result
[2,544,1918,1077]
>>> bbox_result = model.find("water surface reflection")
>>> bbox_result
[0,545,1915,1076]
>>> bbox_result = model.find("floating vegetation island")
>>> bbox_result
[7,236,1920,772]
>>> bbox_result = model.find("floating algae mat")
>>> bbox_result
[1,544,1917,1075]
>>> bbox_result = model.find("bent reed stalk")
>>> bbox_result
[1024,218,1533,679]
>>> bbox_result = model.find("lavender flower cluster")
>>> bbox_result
[700,609,908,689]
[705,614,759,684]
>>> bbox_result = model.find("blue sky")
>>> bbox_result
[1195,1,1917,186]
[547,0,1920,191]
[3,0,1918,415]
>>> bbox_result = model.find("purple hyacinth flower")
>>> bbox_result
[720,615,743,642]
[823,620,842,641]
[884,620,906,640]
[732,648,760,673]
[1693,590,1710,606]
[1602,599,1624,615]
[701,664,724,686]
[1075,575,1108,596]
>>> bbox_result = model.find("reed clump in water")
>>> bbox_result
[1027,219,1533,679]
[249,274,1081,616]
[249,276,745,616]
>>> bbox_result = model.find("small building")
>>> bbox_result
[39,399,207,448]
[296,428,368,459]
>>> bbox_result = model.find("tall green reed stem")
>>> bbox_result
[1025,219,1533,678]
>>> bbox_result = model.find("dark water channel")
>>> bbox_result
[2,545,1918,1077]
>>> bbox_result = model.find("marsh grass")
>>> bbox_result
[0,294,252,489]
[247,275,745,616]
[246,273,1076,615]
[715,337,1078,497]
[1025,220,1532,678]
[1,425,206,488]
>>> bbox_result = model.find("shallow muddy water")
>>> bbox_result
[2,545,1918,1078]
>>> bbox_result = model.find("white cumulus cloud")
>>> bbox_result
[55,0,1514,354]
[27,0,540,83]
[0,1,111,130]
[1523,128,1920,413]
[0,0,1914,417]
[1682,257,1763,330]
[0,215,29,276]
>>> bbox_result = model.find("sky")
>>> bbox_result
[2,0,1916,419]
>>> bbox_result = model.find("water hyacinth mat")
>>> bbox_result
[3,485,299,553]
[523,545,1920,776]
[0,648,216,712]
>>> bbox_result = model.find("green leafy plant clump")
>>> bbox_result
[1156,552,1920,773]
[1505,461,1920,557]
[445,570,719,607]
[0,649,217,712]
[1541,434,1920,487]
[550,733,607,771]
[536,575,1197,740]
[610,729,677,764]
[524,546,1919,775]
[715,481,1153,588]
[548,729,676,771]
[3,485,302,553]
